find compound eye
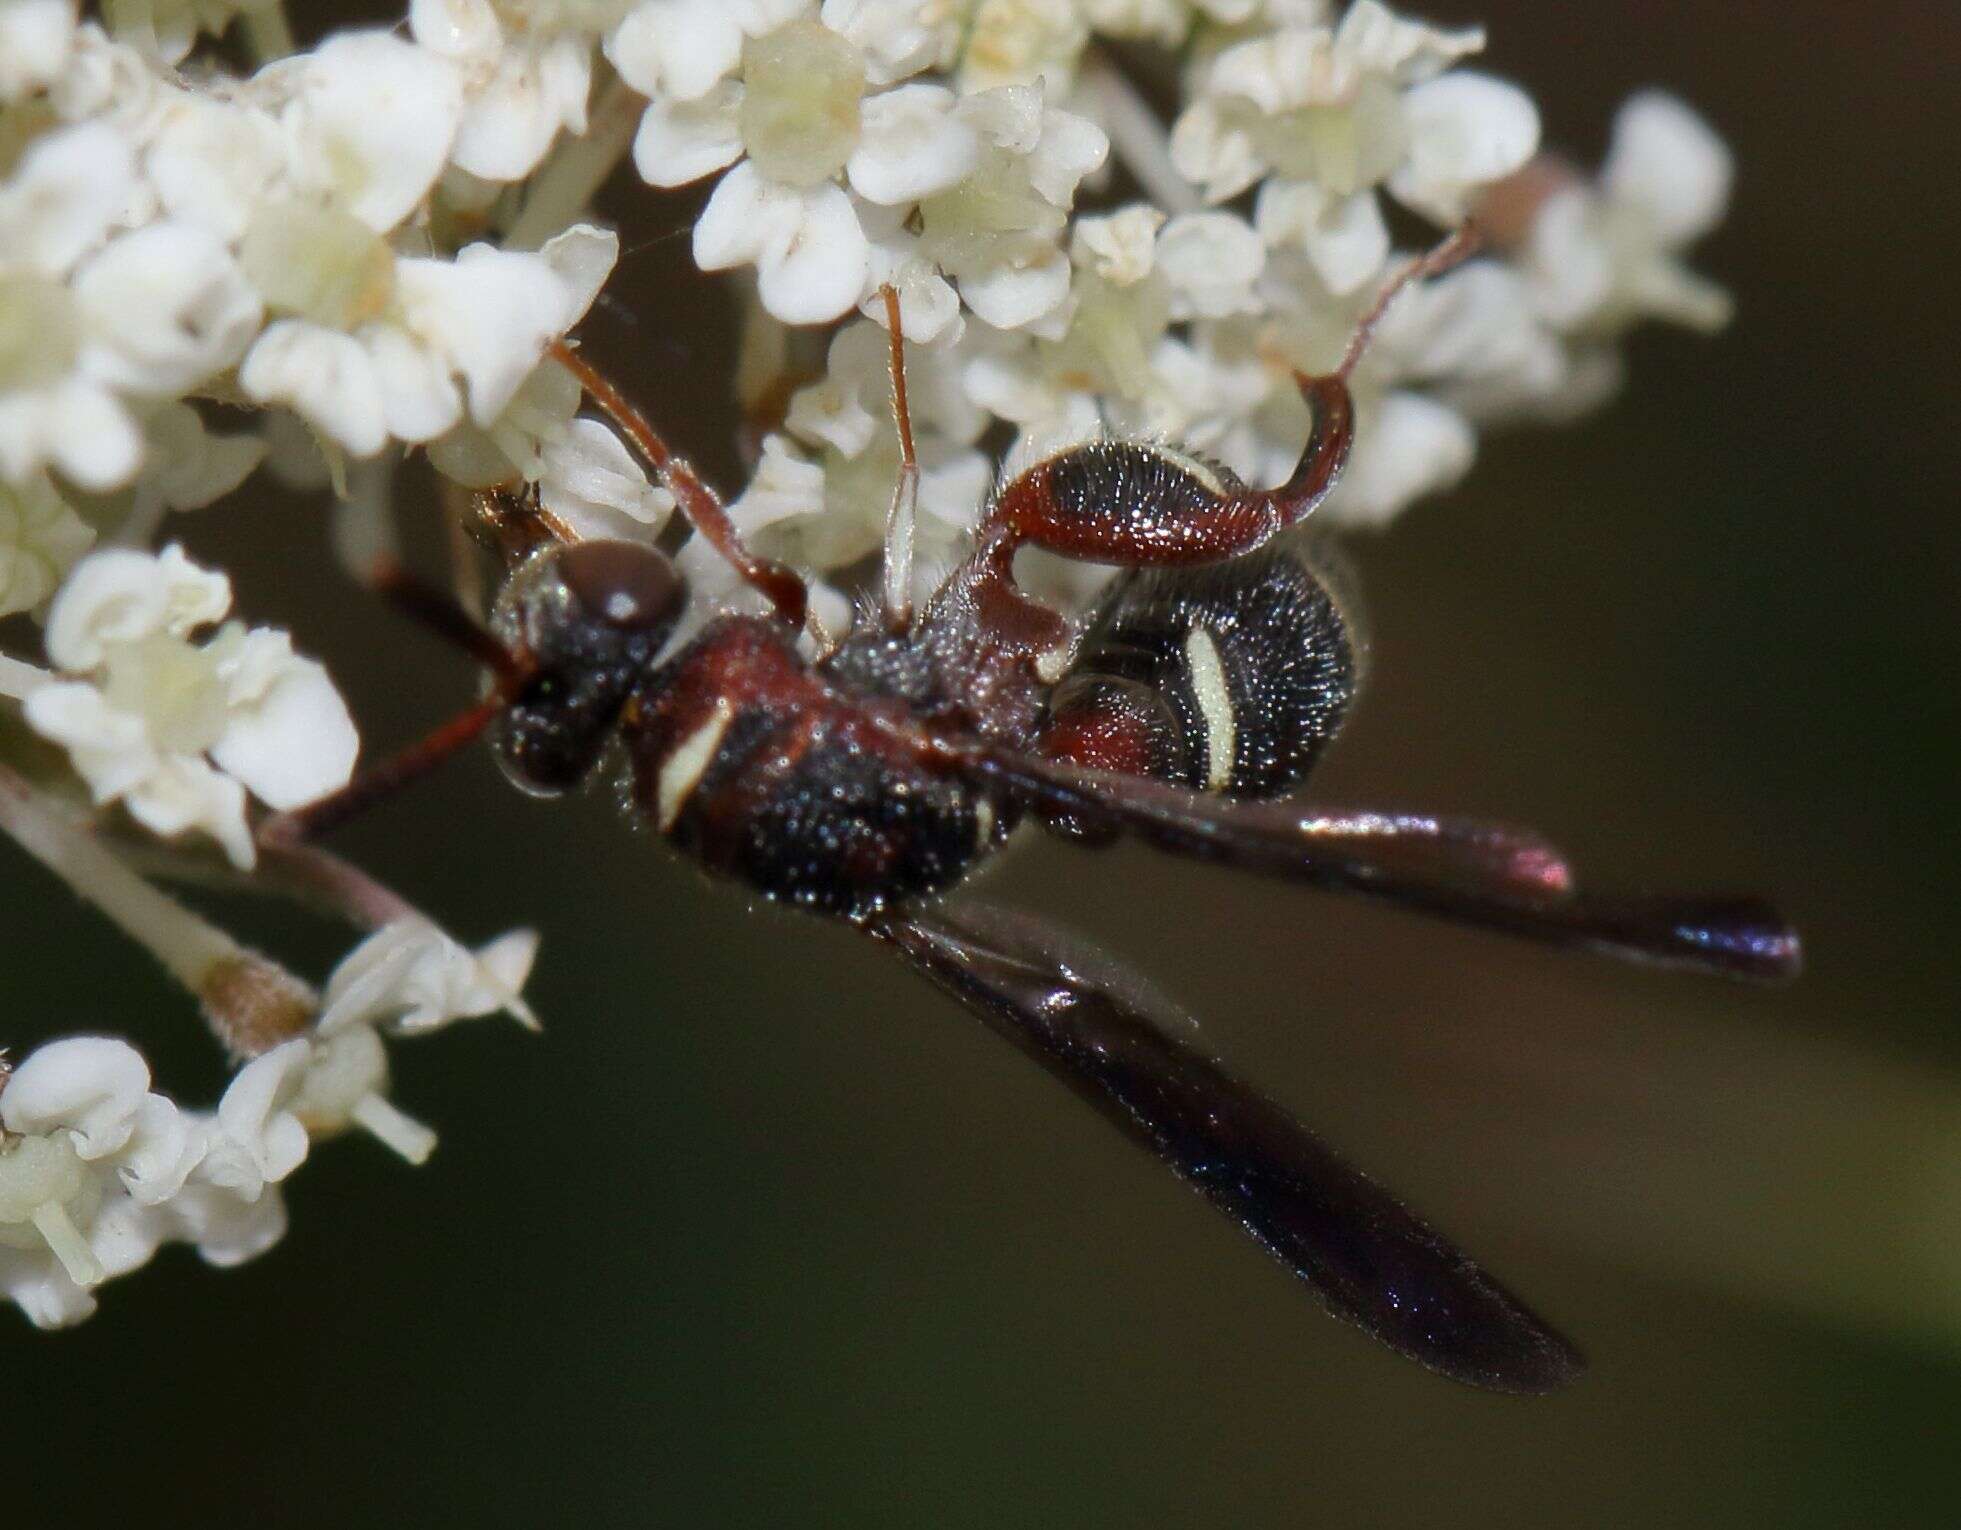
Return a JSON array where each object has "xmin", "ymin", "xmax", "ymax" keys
[{"xmin": 556, "ymin": 539, "xmax": 685, "ymax": 633}]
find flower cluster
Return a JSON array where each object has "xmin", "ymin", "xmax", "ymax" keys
[
  {"xmin": 0, "ymin": 917, "xmax": 536, "ymax": 1327},
  {"xmin": 0, "ymin": 0, "xmax": 1736, "ymax": 1324}
]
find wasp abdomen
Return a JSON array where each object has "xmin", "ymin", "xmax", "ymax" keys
[
  {"xmin": 626, "ymin": 617, "xmax": 1008, "ymax": 918},
  {"xmin": 1042, "ymin": 543, "xmax": 1362, "ymax": 800}
]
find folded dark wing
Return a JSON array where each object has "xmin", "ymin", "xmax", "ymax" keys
[{"xmin": 875, "ymin": 901, "xmax": 1585, "ymax": 1394}]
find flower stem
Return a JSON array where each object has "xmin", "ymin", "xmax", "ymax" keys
[
  {"xmin": 31, "ymin": 1201, "xmax": 103, "ymax": 1288},
  {"xmin": 0, "ymin": 762, "xmax": 314, "ymax": 1058},
  {"xmin": 505, "ymin": 69, "xmax": 643, "ymax": 252},
  {"xmin": 1080, "ymin": 52, "xmax": 1200, "ymax": 216},
  {"xmin": 0, "ymin": 653, "xmax": 49, "ymax": 702},
  {"xmin": 240, "ymin": 0, "xmax": 296, "ymax": 64}
]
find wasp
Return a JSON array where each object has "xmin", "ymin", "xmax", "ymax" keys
[{"xmin": 275, "ymin": 229, "xmax": 1799, "ymax": 1394}]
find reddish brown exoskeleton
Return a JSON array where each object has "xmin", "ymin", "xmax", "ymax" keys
[{"xmin": 273, "ymin": 230, "xmax": 1799, "ymax": 1394}]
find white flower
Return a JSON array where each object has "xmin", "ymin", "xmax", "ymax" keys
[
  {"xmin": 1, "ymin": 1037, "xmax": 152, "ymax": 1160},
  {"xmin": 606, "ymin": 0, "xmax": 806, "ymax": 105},
  {"xmin": 755, "ymin": 317, "xmax": 990, "ymax": 595},
  {"xmin": 0, "ymin": 1035, "xmax": 209, "ymax": 1327},
  {"xmin": 914, "ymin": 88, "xmax": 1108, "ymax": 332},
  {"xmin": 411, "ymin": 0, "xmax": 593, "ymax": 182},
  {"xmin": 0, "ymin": 121, "xmax": 146, "ymax": 491},
  {"xmin": 0, "ymin": 474, "xmax": 95, "ymax": 618},
  {"xmin": 1519, "ymin": 91, "xmax": 1735, "ymax": 337},
  {"xmin": 0, "ymin": 119, "xmax": 134, "ymax": 280},
  {"xmin": 73, "ymin": 221, "xmax": 263, "ymax": 396},
  {"xmin": 0, "ymin": 0, "xmax": 76, "ymax": 102},
  {"xmin": 292, "ymin": 1025, "xmax": 438, "ymax": 1166},
  {"xmin": 956, "ymin": 0, "xmax": 1089, "ymax": 93},
  {"xmin": 536, "ymin": 419, "xmax": 678, "ymax": 542},
  {"xmin": 695, "ymin": 162, "xmax": 874, "ymax": 325},
  {"xmin": 1255, "ymin": 178, "xmax": 1389, "ymax": 296},
  {"xmin": 318, "ymin": 918, "xmax": 541, "ymax": 1037},
  {"xmin": 23, "ymin": 545, "xmax": 359, "ymax": 868},
  {"xmin": 820, "ymin": 0, "xmax": 959, "ymax": 86},
  {"xmin": 241, "ymin": 225, "xmax": 619, "ymax": 456},
  {"xmin": 1156, "ymin": 211, "xmax": 1266, "ymax": 319},
  {"xmin": 278, "ymin": 31, "xmax": 466, "ymax": 234},
  {"xmin": 130, "ymin": 402, "xmax": 268, "ymax": 515},
  {"xmin": 1173, "ymin": 2, "xmax": 1535, "ymax": 298},
  {"xmin": 1070, "ymin": 206, "xmax": 1166, "ymax": 286},
  {"xmin": 1387, "ymin": 71, "xmax": 1540, "ymax": 224},
  {"xmin": 196, "ymin": 1040, "xmax": 310, "ymax": 1200},
  {"xmin": 146, "ymin": 96, "xmax": 294, "ymax": 245}
]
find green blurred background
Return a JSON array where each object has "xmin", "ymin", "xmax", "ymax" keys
[{"xmin": 7, "ymin": 2, "xmax": 1959, "ymax": 1525}]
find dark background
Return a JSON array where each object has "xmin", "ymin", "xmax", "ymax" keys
[{"xmin": 7, "ymin": 2, "xmax": 1958, "ymax": 1525}]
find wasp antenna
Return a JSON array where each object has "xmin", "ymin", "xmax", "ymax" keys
[
  {"xmin": 547, "ymin": 338, "xmax": 809, "ymax": 631},
  {"xmin": 1336, "ymin": 222, "xmax": 1484, "ymax": 382},
  {"xmin": 878, "ymin": 284, "xmax": 920, "ymax": 633}
]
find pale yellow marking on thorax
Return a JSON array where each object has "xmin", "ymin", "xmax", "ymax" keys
[
  {"xmin": 1183, "ymin": 625, "xmax": 1236, "ymax": 791},
  {"xmin": 656, "ymin": 698, "xmax": 736, "ymax": 830}
]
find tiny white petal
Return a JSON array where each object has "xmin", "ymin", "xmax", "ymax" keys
[
  {"xmin": 847, "ymin": 84, "xmax": 979, "ymax": 205},
  {"xmin": 241, "ymin": 321, "xmax": 390, "ymax": 458},
  {"xmin": 538, "ymin": 418, "xmax": 676, "ymax": 540},
  {"xmin": 122, "ymin": 754, "xmax": 256, "ymax": 869},
  {"xmin": 147, "ymin": 99, "xmax": 292, "ymax": 244},
  {"xmin": 821, "ymin": 0, "xmax": 956, "ymax": 85},
  {"xmin": 452, "ymin": 37, "xmax": 593, "ymax": 182},
  {"xmin": 319, "ymin": 918, "xmax": 542, "ymax": 1036},
  {"xmin": 1388, "ymin": 71, "xmax": 1540, "ymax": 224},
  {"xmin": 606, "ymin": 0, "xmax": 745, "ymax": 102},
  {"xmin": 538, "ymin": 224, "xmax": 621, "ymax": 335},
  {"xmin": 1168, "ymin": 98, "xmax": 1262, "ymax": 205},
  {"xmin": 631, "ymin": 80, "xmax": 745, "ymax": 188},
  {"xmin": 0, "ymin": 120, "xmax": 133, "ymax": 278},
  {"xmin": 0, "ymin": 0, "xmax": 76, "ymax": 102},
  {"xmin": 395, "ymin": 244, "xmax": 581, "ymax": 425},
  {"xmin": 204, "ymin": 1041, "xmax": 311, "ymax": 1196},
  {"xmin": 362, "ymin": 323, "xmax": 465, "ymax": 444},
  {"xmin": 409, "ymin": 0, "xmax": 502, "ymax": 59},
  {"xmin": 1603, "ymin": 90, "xmax": 1733, "ymax": 248},
  {"xmin": 1254, "ymin": 181, "xmax": 1388, "ymax": 296},
  {"xmin": 0, "ymin": 474, "xmax": 94, "ymax": 618},
  {"xmin": 0, "ymin": 1037, "xmax": 150, "ymax": 1159},
  {"xmin": 1025, "ymin": 106, "xmax": 1109, "ymax": 207},
  {"xmin": 0, "ymin": 378, "xmax": 143, "ymax": 494},
  {"xmin": 41, "ymin": 543, "xmax": 231, "ymax": 670},
  {"xmin": 1332, "ymin": 0, "xmax": 1484, "ymax": 85},
  {"xmin": 168, "ymin": 1180, "xmax": 288, "ymax": 1267},
  {"xmin": 1156, "ymin": 211, "xmax": 1265, "ymax": 318},
  {"xmin": 957, "ymin": 83, "xmax": 1045, "ymax": 153},
  {"xmin": 726, "ymin": 433, "xmax": 825, "ymax": 532},
  {"xmin": 209, "ymin": 651, "xmax": 359, "ymax": 810},
  {"xmin": 138, "ymin": 404, "xmax": 268, "ymax": 512},
  {"xmin": 285, "ymin": 32, "xmax": 465, "ymax": 233},
  {"xmin": 957, "ymin": 242, "xmax": 1071, "ymax": 330},
  {"xmin": 1071, "ymin": 206, "xmax": 1165, "ymax": 285},
  {"xmin": 74, "ymin": 222, "xmax": 264, "ymax": 396},
  {"xmin": 117, "ymin": 1096, "xmax": 207, "ymax": 1205},
  {"xmin": 695, "ymin": 165, "xmax": 871, "ymax": 325},
  {"xmin": 21, "ymin": 682, "xmax": 158, "ymax": 803}
]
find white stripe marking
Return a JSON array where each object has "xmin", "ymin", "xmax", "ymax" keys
[
  {"xmin": 656, "ymin": 698, "xmax": 736, "ymax": 830},
  {"xmin": 1183, "ymin": 625, "xmax": 1236, "ymax": 791}
]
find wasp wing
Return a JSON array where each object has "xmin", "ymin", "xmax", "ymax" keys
[
  {"xmin": 875, "ymin": 901, "xmax": 1585, "ymax": 1394},
  {"xmin": 970, "ymin": 750, "xmax": 1799, "ymax": 982}
]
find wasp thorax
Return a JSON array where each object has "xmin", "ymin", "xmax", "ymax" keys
[{"xmin": 490, "ymin": 540, "xmax": 686, "ymax": 796}]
